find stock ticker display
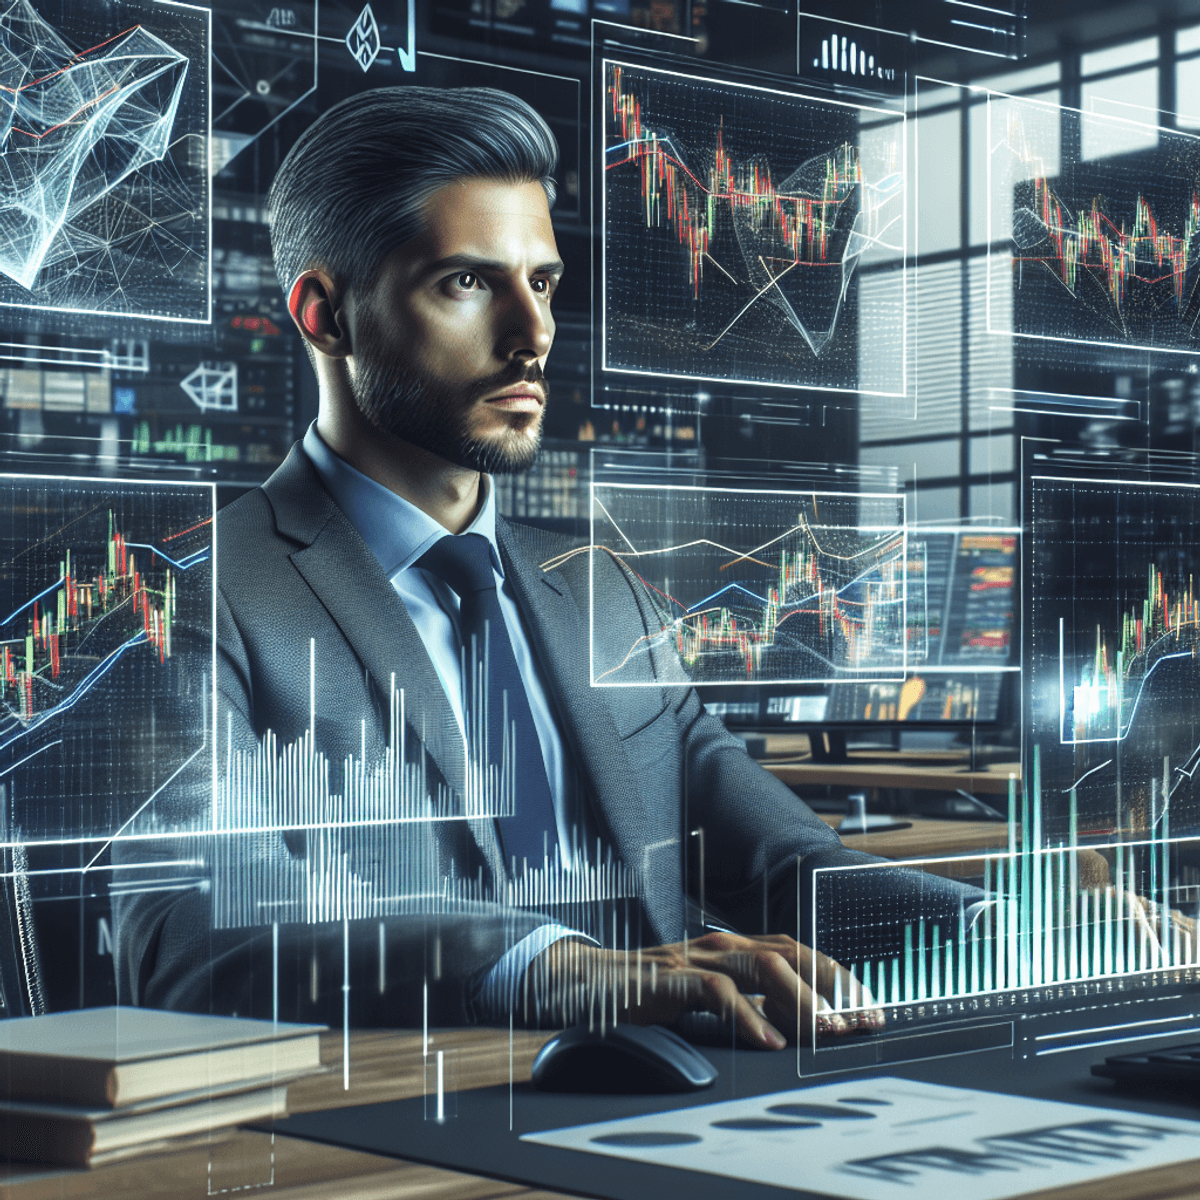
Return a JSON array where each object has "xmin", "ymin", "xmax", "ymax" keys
[{"xmin": 989, "ymin": 92, "xmax": 1200, "ymax": 356}]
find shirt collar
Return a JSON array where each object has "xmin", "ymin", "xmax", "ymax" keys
[{"xmin": 301, "ymin": 421, "xmax": 503, "ymax": 580}]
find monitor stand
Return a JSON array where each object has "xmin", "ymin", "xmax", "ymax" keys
[{"xmin": 806, "ymin": 729, "xmax": 848, "ymax": 763}]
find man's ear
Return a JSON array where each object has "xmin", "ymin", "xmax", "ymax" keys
[{"xmin": 287, "ymin": 270, "xmax": 350, "ymax": 358}]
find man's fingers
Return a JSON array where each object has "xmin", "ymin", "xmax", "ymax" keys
[
  {"xmin": 794, "ymin": 942, "xmax": 861, "ymax": 1005},
  {"xmin": 683, "ymin": 933, "xmax": 883, "ymax": 1034},
  {"xmin": 692, "ymin": 970, "xmax": 786, "ymax": 1049}
]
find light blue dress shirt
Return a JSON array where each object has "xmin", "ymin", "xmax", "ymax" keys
[{"xmin": 300, "ymin": 423, "xmax": 592, "ymax": 1015}]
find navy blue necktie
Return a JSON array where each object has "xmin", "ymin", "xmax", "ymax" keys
[{"xmin": 417, "ymin": 533, "xmax": 556, "ymax": 871}]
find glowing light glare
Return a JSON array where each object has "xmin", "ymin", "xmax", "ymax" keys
[
  {"xmin": 0, "ymin": 0, "xmax": 188, "ymax": 292},
  {"xmin": 1073, "ymin": 681, "xmax": 1104, "ymax": 728}
]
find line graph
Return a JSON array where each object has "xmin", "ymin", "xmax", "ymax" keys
[
  {"xmin": 579, "ymin": 485, "xmax": 908, "ymax": 686},
  {"xmin": 0, "ymin": 511, "xmax": 208, "ymax": 724},
  {"xmin": 1022, "ymin": 182, "xmax": 1200, "ymax": 317},
  {"xmin": 989, "ymin": 92, "xmax": 1200, "ymax": 354},
  {"xmin": 602, "ymin": 60, "xmax": 905, "ymax": 394}
]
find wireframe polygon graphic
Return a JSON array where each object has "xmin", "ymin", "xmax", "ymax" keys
[
  {"xmin": 345, "ymin": 3, "xmax": 381, "ymax": 72},
  {"xmin": 989, "ymin": 93, "xmax": 1200, "ymax": 355},
  {"xmin": 180, "ymin": 362, "xmax": 237, "ymax": 412},
  {"xmin": 1027, "ymin": 474, "xmax": 1200, "ymax": 840},
  {"xmin": 0, "ymin": 476, "xmax": 213, "ymax": 846},
  {"xmin": 602, "ymin": 60, "xmax": 905, "ymax": 395},
  {"xmin": 0, "ymin": 0, "xmax": 210, "ymax": 322},
  {"xmin": 576, "ymin": 485, "xmax": 907, "ymax": 686}
]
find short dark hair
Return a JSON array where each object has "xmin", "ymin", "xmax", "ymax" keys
[{"xmin": 267, "ymin": 86, "xmax": 559, "ymax": 299}]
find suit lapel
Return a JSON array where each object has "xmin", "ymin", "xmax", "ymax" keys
[
  {"xmin": 262, "ymin": 447, "xmax": 467, "ymax": 802},
  {"xmin": 497, "ymin": 521, "xmax": 680, "ymax": 941}
]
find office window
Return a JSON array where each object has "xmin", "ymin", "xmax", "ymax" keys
[{"xmin": 1081, "ymin": 68, "xmax": 1159, "ymax": 158}]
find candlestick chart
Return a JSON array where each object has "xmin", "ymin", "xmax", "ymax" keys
[
  {"xmin": 578, "ymin": 485, "xmax": 909, "ymax": 686},
  {"xmin": 1027, "ymin": 474, "xmax": 1200, "ymax": 842},
  {"xmin": 989, "ymin": 93, "xmax": 1200, "ymax": 353},
  {"xmin": 603, "ymin": 60, "xmax": 905, "ymax": 394},
  {"xmin": 0, "ymin": 477, "xmax": 213, "ymax": 843},
  {"xmin": 1068, "ymin": 566, "xmax": 1200, "ymax": 745}
]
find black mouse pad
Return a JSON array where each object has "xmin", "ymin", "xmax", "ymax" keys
[
  {"xmin": 278, "ymin": 1044, "xmax": 811, "ymax": 1200},
  {"xmin": 273, "ymin": 1037, "xmax": 1200, "ymax": 1200}
]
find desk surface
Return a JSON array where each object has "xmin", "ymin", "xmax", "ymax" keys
[
  {"xmin": 751, "ymin": 733, "xmax": 1021, "ymax": 796},
  {"xmin": 0, "ymin": 1028, "xmax": 562, "ymax": 1200},
  {"xmin": 764, "ymin": 756, "xmax": 1021, "ymax": 795},
  {"xmin": 10, "ymin": 1026, "xmax": 1197, "ymax": 1200}
]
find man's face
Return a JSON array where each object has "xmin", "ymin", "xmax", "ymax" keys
[{"xmin": 347, "ymin": 176, "xmax": 563, "ymax": 475}]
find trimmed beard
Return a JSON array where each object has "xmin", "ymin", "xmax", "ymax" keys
[{"xmin": 349, "ymin": 337, "xmax": 547, "ymax": 476}]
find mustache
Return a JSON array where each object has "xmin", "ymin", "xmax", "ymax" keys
[{"xmin": 466, "ymin": 361, "xmax": 548, "ymax": 404}]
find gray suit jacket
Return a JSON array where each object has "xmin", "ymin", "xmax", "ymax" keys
[{"xmin": 113, "ymin": 445, "xmax": 975, "ymax": 1026}]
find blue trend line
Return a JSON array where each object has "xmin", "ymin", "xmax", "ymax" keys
[
  {"xmin": 686, "ymin": 582, "xmax": 769, "ymax": 612},
  {"xmin": 1111, "ymin": 649, "xmax": 1196, "ymax": 742},
  {"xmin": 0, "ymin": 542, "xmax": 208, "ymax": 630},
  {"xmin": 0, "ymin": 632, "xmax": 149, "ymax": 756},
  {"xmin": 124, "ymin": 544, "xmax": 210, "ymax": 571},
  {"xmin": 0, "ymin": 577, "xmax": 65, "ymax": 628}
]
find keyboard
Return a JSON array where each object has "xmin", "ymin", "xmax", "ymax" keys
[{"xmin": 1092, "ymin": 1043, "xmax": 1200, "ymax": 1088}]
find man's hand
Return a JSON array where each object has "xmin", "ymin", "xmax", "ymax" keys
[
  {"xmin": 525, "ymin": 931, "xmax": 883, "ymax": 1048},
  {"xmin": 1119, "ymin": 891, "xmax": 1199, "ymax": 963}
]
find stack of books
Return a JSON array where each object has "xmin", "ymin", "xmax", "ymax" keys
[{"xmin": 0, "ymin": 1007, "xmax": 324, "ymax": 1167}]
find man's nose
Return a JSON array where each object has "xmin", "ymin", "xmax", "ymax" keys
[{"xmin": 497, "ymin": 281, "xmax": 553, "ymax": 362}]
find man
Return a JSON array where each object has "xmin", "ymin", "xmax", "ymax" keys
[{"xmin": 114, "ymin": 87, "xmax": 975, "ymax": 1046}]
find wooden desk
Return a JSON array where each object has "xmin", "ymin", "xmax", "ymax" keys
[
  {"xmin": 765, "ymin": 756, "xmax": 1021, "ymax": 796},
  {"xmin": 813, "ymin": 815, "xmax": 1111, "ymax": 887},
  {"xmin": 0, "ymin": 1028, "xmax": 564, "ymax": 1200},
  {"xmin": 817, "ymin": 814, "xmax": 1011, "ymax": 878},
  {"xmin": 3, "ymin": 1027, "xmax": 1196, "ymax": 1200}
]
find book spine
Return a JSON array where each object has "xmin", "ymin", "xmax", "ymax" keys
[
  {"xmin": 1, "ymin": 1057, "xmax": 115, "ymax": 1107},
  {"xmin": 0, "ymin": 1112, "xmax": 93, "ymax": 1167}
]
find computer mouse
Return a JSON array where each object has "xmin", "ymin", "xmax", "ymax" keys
[{"xmin": 530, "ymin": 1023, "xmax": 718, "ymax": 1094}]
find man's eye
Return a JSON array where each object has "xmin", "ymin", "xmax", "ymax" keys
[
  {"xmin": 454, "ymin": 271, "xmax": 479, "ymax": 290},
  {"xmin": 532, "ymin": 277, "xmax": 551, "ymax": 295}
]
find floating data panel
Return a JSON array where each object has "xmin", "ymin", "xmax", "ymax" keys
[
  {"xmin": 1026, "ymin": 471, "xmax": 1200, "ymax": 840},
  {"xmin": 585, "ymin": 484, "xmax": 908, "ymax": 687},
  {"xmin": 0, "ymin": 475, "xmax": 214, "ymax": 846},
  {"xmin": 988, "ymin": 93, "xmax": 1200, "ymax": 357},
  {"xmin": 800, "ymin": 0, "xmax": 1024, "ymax": 61},
  {"xmin": 812, "ymin": 835, "xmax": 1200, "ymax": 1030},
  {"xmin": 0, "ymin": 0, "xmax": 211, "ymax": 322},
  {"xmin": 602, "ymin": 60, "xmax": 905, "ymax": 397}
]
